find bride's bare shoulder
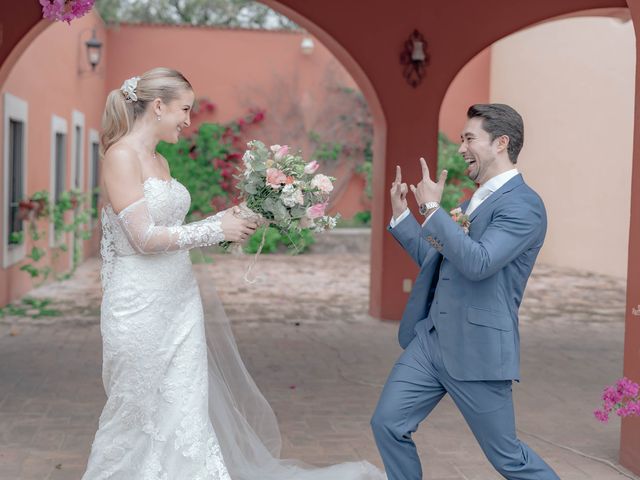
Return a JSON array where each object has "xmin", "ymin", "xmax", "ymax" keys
[{"xmin": 103, "ymin": 143, "xmax": 141, "ymax": 179}]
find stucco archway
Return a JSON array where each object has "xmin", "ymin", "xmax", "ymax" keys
[
  {"xmin": 437, "ymin": 7, "xmax": 639, "ymax": 471},
  {"xmin": 2, "ymin": 0, "xmax": 639, "ymax": 473}
]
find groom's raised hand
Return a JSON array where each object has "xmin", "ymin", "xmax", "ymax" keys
[
  {"xmin": 390, "ymin": 165, "xmax": 409, "ymax": 219},
  {"xmin": 410, "ymin": 157, "xmax": 447, "ymax": 207}
]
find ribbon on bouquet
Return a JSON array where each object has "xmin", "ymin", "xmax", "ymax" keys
[{"xmin": 230, "ymin": 203, "xmax": 268, "ymax": 284}]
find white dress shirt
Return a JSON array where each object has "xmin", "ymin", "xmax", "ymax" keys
[{"xmin": 389, "ymin": 168, "xmax": 519, "ymax": 228}]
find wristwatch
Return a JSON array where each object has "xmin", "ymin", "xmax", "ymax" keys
[{"xmin": 419, "ymin": 201, "xmax": 440, "ymax": 216}]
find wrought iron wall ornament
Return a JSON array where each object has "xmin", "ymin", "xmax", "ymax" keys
[{"xmin": 400, "ymin": 29, "xmax": 430, "ymax": 88}]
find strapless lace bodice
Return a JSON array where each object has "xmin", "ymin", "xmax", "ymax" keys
[
  {"xmin": 101, "ymin": 177, "xmax": 190, "ymax": 255},
  {"xmin": 99, "ymin": 177, "xmax": 224, "ymax": 290}
]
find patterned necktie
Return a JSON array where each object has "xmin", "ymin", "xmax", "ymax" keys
[{"xmin": 465, "ymin": 186, "xmax": 492, "ymax": 216}]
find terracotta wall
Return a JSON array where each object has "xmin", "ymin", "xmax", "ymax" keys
[
  {"xmin": 439, "ymin": 48, "xmax": 492, "ymax": 143},
  {"xmin": 490, "ymin": 15, "xmax": 635, "ymax": 278},
  {"xmin": 0, "ymin": 11, "xmax": 107, "ymax": 306}
]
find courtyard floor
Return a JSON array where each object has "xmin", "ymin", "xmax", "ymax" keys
[{"xmin": 0, "ymin": 250, "xmax": 636, "ymax": 479}]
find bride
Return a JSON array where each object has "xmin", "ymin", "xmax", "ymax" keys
[{"xmin": 82, "ymin": 67, "xmax": 385, "ymax": 480}]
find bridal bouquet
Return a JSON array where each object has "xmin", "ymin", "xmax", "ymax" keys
[
  {"xmin": 234, "ymin": 140, "xmax": 340, "ymax": 239},
  {"xmin": 227, "ymin": 141, "xmax": 340, "ymax": 281}
]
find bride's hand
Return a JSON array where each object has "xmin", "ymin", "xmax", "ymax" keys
[{"xmin": 220, "ymin": 209, "xmax": 258, "ymax": 242}]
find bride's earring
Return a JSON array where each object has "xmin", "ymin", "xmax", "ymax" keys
[{"xmin": 157, "ymin": 115, "xmax": 161, "ymax": 121}]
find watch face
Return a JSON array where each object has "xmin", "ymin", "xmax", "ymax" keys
[{"xmin": 420, "ymin": 202, "xmax": 438, "ymax": 215}]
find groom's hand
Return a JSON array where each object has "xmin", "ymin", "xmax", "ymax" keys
[
  {"xmin": 390, "ymin": 165, "xmax": 408, "ymax": 219},
  {"xmin": 410, "ymin": 157, "xmax": 447, "ymax": 206}
]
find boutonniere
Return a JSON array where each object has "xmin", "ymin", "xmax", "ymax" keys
[{"xmin": 450, "ymin": 207, "xmax": 470, "ymax": 234}]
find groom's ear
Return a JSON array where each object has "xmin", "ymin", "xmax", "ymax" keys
[{"xmin": 495, "ymin": 134, "xmax": 510, "ymax": 154}]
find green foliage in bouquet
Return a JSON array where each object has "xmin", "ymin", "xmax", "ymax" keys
[{"xmin": 438, "ymin": 132, "xmax": 477, "ymax": 212}]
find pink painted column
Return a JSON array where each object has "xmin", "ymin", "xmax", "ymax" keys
[{"xmin": 621, "ymin": 1, "xmax": 640, "ymax": 473}]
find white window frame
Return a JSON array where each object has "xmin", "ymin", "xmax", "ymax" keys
[
  {"xmin": 69, "ymin": 111, "xmax": 86, "ymax": 268},
  {"xmin": 50, "ymin": 115, "xmax": 68, "ymax": 248},
  {"xmin": 87, "ymin": 128, "xmax": 100, "ymax": 227},
  {"xmin": 2, "ymin": 93, "xmax": 28, "ymax": 268},
  {"xmin": 70, "ymin": 110, "xmax": 85, "ymax": 192}
]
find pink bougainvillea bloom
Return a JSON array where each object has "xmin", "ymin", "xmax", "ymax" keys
[
  {"xmin": 602, "ymin": 386, "xmax": 622, "ymax": 411},
  {"xmin": 41, "ymin": 0, "xmax": 95, "ymax": 23},
  {"xmin": 306, "ymin": 203, "xmax": 327, "ymax": 219},
  {"xmin": 596, "ymin": 377, "xmax": 640, "ymax": 423},
  {"xmin": 304, "ymin": 161, "xmax": 320, "ymax": 174},
  {"xmin": 625, "ymin": 400, "xmax": 640, "ymax": 416},
  {"xmin": 594, "ymin": 409, "xmax": 609, "ymax": 423},
  {"xmin": 266, "ymin": 168, "xmax": 288, "ymax": 189},
  {"xmin": 617, "ymin": 377, "xmax": 640, "ymax": 398}
]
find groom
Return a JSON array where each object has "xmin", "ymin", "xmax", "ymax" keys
[{"xmin": 370, "ymin": 104, "xmax": 560, "ymax": 480}]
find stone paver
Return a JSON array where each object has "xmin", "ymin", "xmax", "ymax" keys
[{"xmin": 0, "ymin": 251, "xmax": 637, "ymax": 480}]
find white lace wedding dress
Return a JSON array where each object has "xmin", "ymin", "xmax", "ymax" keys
[{"xmin": 82, "ymin": 176, "xmax": 385, "ymax": 480}]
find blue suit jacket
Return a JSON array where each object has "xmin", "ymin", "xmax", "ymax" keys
[{"xmin": 388, "ymin": 174, "xmax": 546, "ymax": 381}]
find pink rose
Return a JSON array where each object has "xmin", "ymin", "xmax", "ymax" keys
[
  {"xmin": 275, "ymin": 145, "xmax": 289, "ymax": 161},
  {"xmin": 304, "ymin": 161, "xmax": 320, "ymax": 174},
  {"xmin": 306, "ymin": 203, "xmax": 327, "ymax": 219},
  {"xmin": 266, "ymin": 168, "xmax": 288, "ymax": 189},
  {"xmin": 311, "ymin": 174, "xmax": 333, "ymax": 193}
]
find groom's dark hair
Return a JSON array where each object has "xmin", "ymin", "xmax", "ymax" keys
[{"xmin": 467, "ymin": 104, "xmax": 524, "ymax": 164}]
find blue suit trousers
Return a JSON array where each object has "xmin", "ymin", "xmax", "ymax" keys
[{"xmin": 371, "ymin": 323, "xmax": 560, "ymax": 480}]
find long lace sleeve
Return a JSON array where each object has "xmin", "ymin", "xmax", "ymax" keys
[{"xmin": 117, "ymin": 198, "xmax": 225, "ymax": 254}]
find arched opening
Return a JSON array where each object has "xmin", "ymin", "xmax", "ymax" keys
[
  {"xmin": 0, "ymin": 3, "xmax": 389, "ymax": 475},
  {"xmin": 437, "ymin": 7, "xmax": 638, "ymax": 473},
  {"xmin": 0, "ymin": 1, "xmax": 387, "ymax": 306}
]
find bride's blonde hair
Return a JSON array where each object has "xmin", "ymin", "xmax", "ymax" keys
[{"xmin": 100, "ymin": 67, "xmax": 193, "ymax": 156}]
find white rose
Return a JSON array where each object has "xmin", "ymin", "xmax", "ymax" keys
[
  {"xmin": 242, "ymin": 151, "xmax": 254, "ymax": 177},
  {"xmin": 281, "ymin": 184, "xmax": 304, "ymax": 207}
]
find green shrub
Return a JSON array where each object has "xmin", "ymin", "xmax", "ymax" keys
[
  {"xmin": 156, "ymin": 124, "xmax": 227, "ymax": 220},
  {"xmin": 244, "ymin": 226, "xmax": 315, "ymax": 254},
  {"xmin": 353, "ymin": 210, "xmax": 371, "ymax": 225}
]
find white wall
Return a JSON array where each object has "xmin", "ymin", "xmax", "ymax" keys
[{"xmin": 490, "ymin": 15, "xmax": 636, "ymax": 278}]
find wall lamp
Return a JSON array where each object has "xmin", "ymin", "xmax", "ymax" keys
[
  {"xmin": 78, "ymin": 28, "xmax": 103, "ymax": 75},
  {"xmin": 400, "ymin": 29, "xmax": 430, "ymax": 88}
]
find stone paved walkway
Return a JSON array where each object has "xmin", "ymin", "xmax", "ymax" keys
[{"xmin": 0, "ymin": 252, "xmax": 637, "ymax": 480}]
